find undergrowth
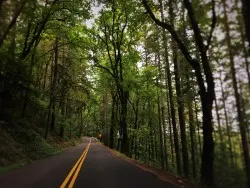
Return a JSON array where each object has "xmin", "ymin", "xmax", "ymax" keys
[{"xmin": 0, "ymin": 120, "xmax": 81, "ymax": 173}]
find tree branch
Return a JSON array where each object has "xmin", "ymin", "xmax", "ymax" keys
[
  {"xmin": 142, "ymin": 0, "xmax": 196, "ymax": 68},
  {"xmin": 205, "ymin": 0, "xmax": 216, "ymax": 52},
  {"xmin": 93, "ymin": 56, "xmax": 115, "ymax": 77},
  {"xmin": 0, "ymin": 1, "xmax": 26, "ymax": 46}
]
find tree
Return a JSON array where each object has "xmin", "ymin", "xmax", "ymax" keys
[{"xmin": 142, "ymin": 0, "xmax": 216, "ymax": 185}]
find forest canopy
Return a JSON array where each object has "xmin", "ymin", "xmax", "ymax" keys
[{"xmin": 0, "ymin": 0, "xmax": 250, "ymax": 187}]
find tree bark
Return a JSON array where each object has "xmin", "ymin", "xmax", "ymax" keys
[
  {"xmin": 173, "ymin": 45, "xmax": 189, "ymax": 178},
  {"xmin": 0, "ymin": 1, "xmax": 26, "ymax": 46},
  {"xmin": 186, "ymin": 70, "xmax": 197, "ymax": 178},
  {"xmin": 120, "ymin": 90, "xmax": 129, "ymax": 154},
  {"xmin": 162, "ymin": 107, "xmax": 168, "ymax": 170},
  {"xmin": 219, "ymin": 70, "xmax": 234, "ymax": 164},
  {"xmin": 158, "ymin": 0, "xmax": 181, "ymax": 174},
  {"xmin": 241, "ymin": 0, "xmax": 250, "ymax": 50},
  {"xmin": 109, "ymin": 92, "xmax": 116, "ymax": 149},
  {"xmin": 214, "ymin": 93, "xmax": 224, "ymax": 152}
]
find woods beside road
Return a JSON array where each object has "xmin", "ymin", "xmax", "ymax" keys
[{"xmin": 0, "ymin": 0, "xmax": 250, "ymax": 187}]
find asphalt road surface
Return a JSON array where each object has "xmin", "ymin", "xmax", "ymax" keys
[{"xmin": 0, "ymin": 137, "xmax": 176, "ymax": 188}]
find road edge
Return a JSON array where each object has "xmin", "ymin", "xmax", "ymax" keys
[{"xmin": 99, "ymin": 142, "xmax": 199, "ymax": 188}]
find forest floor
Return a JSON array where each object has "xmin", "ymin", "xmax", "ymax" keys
[{"xmin": 0, "ymin": 120, "xmax": 82, "ymax": 173}]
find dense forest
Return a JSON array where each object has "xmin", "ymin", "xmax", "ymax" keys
[{"xmin": 0, "ymin": 0, "xmax": 249, "ymax": 187}]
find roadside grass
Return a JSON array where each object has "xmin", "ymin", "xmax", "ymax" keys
[
  {"xmin": 0, "ymin": 163, "xmax": 24, "ymax": 173},
  {"xmin": 0, "ymin": 120, "xmax": 81, "ymax": 173}
]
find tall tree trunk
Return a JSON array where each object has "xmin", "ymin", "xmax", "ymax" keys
[
  {"xmin": 168, "ymin": 0, "xmax": 189, "ymax": 175},
  {"xmin": 241, "ymin": 0, "xmax": 250, "ymax": 49},
  {"xmin": 43, "ymin": 60, "xmax": 50, "ymax": 91},
  {"xmin": 219, "ymin": 70, "xmax": 234, "ymax": 164},
  {"xmin": 120, "ymin": 90, "xmax": 129, "ymax": 154},
  {"xmin": 157, "ymin": 54, "xmax": 164, "ymax": 169},
  {"xmin": 162, "ymin": 107, "xmax": 168, "ymax": 170},
  {"xmin": 235, "ymin": 0, "xmax": 250, "ymax": 90},
  {"xmin": 238, "ymin": 12, "xmax": 250, "ymax": 89},
  {"xmin": 149, "ymin": 100, "xmax": 155, "ymax": 164},
  {"xmin": 109, "ymin": 92, "xmax": 116, "ymax": 149},
  {"xmin": 186, "ymin": 70, "xmax": 197, "ymax": 179},
  {"xmin": 223, "ymin": 1, "xmax": 250, "ymax": 185},
  {"xmin": 167, "ymin": 89, "xmax": 174, "ymax": 166},
  {"xmin": 0, "ymin": 1, "xmax": 26, "ymax": 46},
  {"xmin": 45, "ymin": 37, "xmax": 59, "ymax": 137},
  {"xmin": 158, "ymin": 0, "xmax": 181, "ymax": 175},
  {"xmin": 50, "ymin": 37, "xmax": 59, "ymax": 132},
  {"xmin": 173, "ymin": 49, "xmax": 189, "ymax": 177},
  {"xmin": 214, "ymin": 93, "xmax": 224, "ymax": 152},
  {"xmin": 194, "ymin": 93, "xmax": 202, "ymax": 159},
  {"xmin": 130, "ymin": 97, "xmax": 139, "ymax": 158},
  {"xmin": 59, "ymin": 91, "xmax": 66, "ymax": 138},
  {"xmin": 157, "ymin": 94, "xmax": 164, "ymax": 169}
]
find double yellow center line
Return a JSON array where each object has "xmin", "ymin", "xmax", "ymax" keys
[{"xmin": 60, "ymin": 140, "xmax": 91, "ymax": 188}]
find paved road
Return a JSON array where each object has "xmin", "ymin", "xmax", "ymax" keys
[{"xmin": 0, "ymin": 138, "xmax": 176, "ymax": 188}]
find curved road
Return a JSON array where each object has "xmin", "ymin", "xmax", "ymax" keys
[{"xmin": 0, "ymin": 138, "xmax": 176, "ymax": 188}]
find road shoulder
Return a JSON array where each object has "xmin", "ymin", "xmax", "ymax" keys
[{"xmin": 101, "ymin": 143, "xmax": 199, "ymax": 188}]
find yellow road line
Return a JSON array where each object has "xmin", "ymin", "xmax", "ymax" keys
[
  {"xmin": 60, "ymin": 140, "xmax": 91, "ymax": 188},
  {"xmin": 68, "ymin": 141, "xmax": 91, "ymax": 187}
]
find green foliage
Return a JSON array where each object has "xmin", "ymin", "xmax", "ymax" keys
[{"xmin": 0, "ymin": 0, "xmax": 250, "ymax": 187}]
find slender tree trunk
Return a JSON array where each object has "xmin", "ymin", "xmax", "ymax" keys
[
  {"xmin": 167, "ymin": 90, "xmax": 174, "ymax": 166},
  {"xmin": 167, "ymin": 0, "xmax": 189, "ymax": 176},
  {"xmin": 238, "ymin": 13, "xmax": 250, "ymax": 89},
  {"xmin": 241, "ymin": 0, "xmax": 250, "ymax": 49},
  {"xmin": 194, "ymin": 96, "xmax": 202, "ymax": 159},
  {"xmin": 186, "ymin": 70, "xmax": 197, "ymax": 179},
  {"xmin": 156, "ymin": 54, "xmax": 164, "ymax": 169},
  {"xmin": 0, "ymin": 1, "xmax": 26, "ymax": 46},
  {"xmin": 153, "ymin": 115, "xmax": 158, "ymax": 166},
  {"xmin": 50, "ymin": 37, "xmax": 59, "ymax": 132},
  {"xmin": 214, "ymin": 93, "xmax": 224, "ymax": 152},
  {"xmin": 45, "ymin": 100, "xmax": 52, "ymax": 138},
  {"xmin": 239, "ymin": 84, "xmax": 249, "ymax": 145},
  {"xmin": 157, "ymin": 94, "xmax": 164, "ymax": 169},
  {"xmin": 149, "ymin": 101, "xmax": 155, "ymax": 164},
  {"xmin": 43, "ymin": 61, "xmax": 49, "ymax": 90},
  {"xmin": 173, "ymin": 50, "xmax": 189, "ymax": 177},
  {"xmin": 164, "ymin": 48, "xmax": 181, "ymax": 175},
  {"xmin": 59, "ymin": 92, "xmax": 65, "ymax": 138},
  {"xmin": 120, "ymin": 90, "xmax": 129, "ymax": 154},
  {"xmin": 159, "ymin": 0, "xmax": 181, "ymax": 174},
  {"xmin": 223, "ymin": 1, "xmax": 250, "ymax": 185},
  {"xmin": 130, "ymin": 97, "xmax": 139, "ymax": 158},
  {"xmin": 45, "ymin": 37, "xmax": 59, "ymax": 137},
  {"xmin": 162, "ymin": 107, "xmax": 168, "ymax": 170},
  {"xmin": 109, "ymin": 92, "xmax": 116, "ymax": 149},
  {"xmin": 219, "ymin": 70, "xmax": 234, "ymax": 164}
]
